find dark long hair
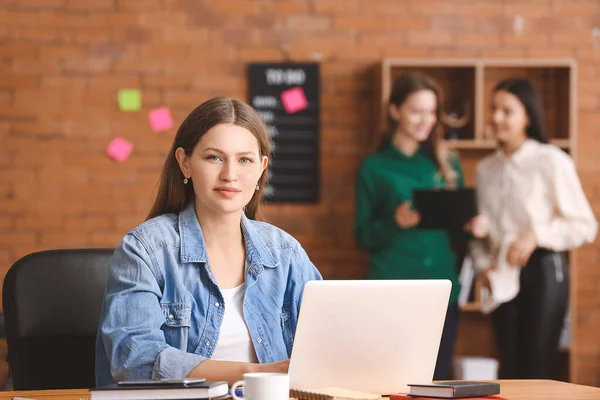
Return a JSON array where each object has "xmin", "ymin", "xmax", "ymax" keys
[
  {"xmin": 493, "ymin": 78, "xmax": 549, "ymax": 144},
  {"xmin": 147, "ymin": 97, "xmax": 270, "ymax": 221},
  {"xmin": 379, "ymin": 72, "xmax": 456, "ymax": 186}
]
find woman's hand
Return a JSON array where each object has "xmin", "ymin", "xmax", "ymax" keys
[
  {"xmin": 480, "ymin": 265, "xmax": 496, "ymax": 294},
  {"xmin": 250, "ymin": 359, "xmax": 290, "ymax": 374},
  {"xmin": 464, "ymin": 215, "xmax": 488, "ymax": 238},
  {"xmin": 394, "ymin": 202, "xmax": 421, "ymax": 228},
  {"xmin": 187, "ymin": 359, "xmax": 289, "ymax": 385},
  {"xmin": 507, "ymin": 229, "xmax": 537, "ymax": 267}
]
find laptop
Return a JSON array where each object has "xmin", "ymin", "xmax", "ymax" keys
[{"xmin": 288, "ymin": 280, "xmax": 451, "ymax": 395}]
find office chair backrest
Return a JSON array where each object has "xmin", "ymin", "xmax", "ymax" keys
[{"xmin": 2, "ymin": 248, "xmax": 113, "ymax": 390}]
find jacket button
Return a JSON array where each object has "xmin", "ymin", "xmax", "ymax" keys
[
  {"xmin": 206, "ymin": 341, "xmax": 211, "ymax": 347},
  {"xmin": 168, "ymin": 314, "xmax": 174, "ymax": 320},
  {"xmin": 256, "ymin": 337, "xmax": 262, "ymax": 343}
]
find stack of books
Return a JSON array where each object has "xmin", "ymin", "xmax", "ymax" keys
[{"xmin": 90, "ymin": 380, "xmax": 229, "ymax": 400}]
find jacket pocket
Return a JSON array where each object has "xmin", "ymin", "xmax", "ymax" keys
[
  {"xmin": 281, "ymin": 303, "xmax": 293, "ymax": 357},
  {"xmin": 161, "ymin": 303, "xmax": 191, "ymax": 349}
]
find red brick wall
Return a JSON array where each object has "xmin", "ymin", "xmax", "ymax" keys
[{"xmin": 1, "ymin": 0, "xmax": 599, "ymax": 386}]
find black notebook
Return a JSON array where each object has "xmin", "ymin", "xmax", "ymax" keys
[
  {"xmin": 412, "ymin": 188, "xmax": 477, "ymax": 230},
  {"xmin": 408, "ymin": 381, "xmax": 500, "ymax": 398}
]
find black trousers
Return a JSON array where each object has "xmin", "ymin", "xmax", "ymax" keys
[
  {"xmin": 491, "ymin": 249, "xmax": 569, "ymax": 379},
  {"xmin": 433, "ymin": 303, "xmax": 459, "ymax": 380}
]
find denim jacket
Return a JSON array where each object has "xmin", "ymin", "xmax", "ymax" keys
[{"xmin": 95, "ymin": 203, "xmax": 322, "ymax": 387}]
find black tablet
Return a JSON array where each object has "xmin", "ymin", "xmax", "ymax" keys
[{"xmin": 412, "ymin": 188, "xmax": 477, "ymax": 230}]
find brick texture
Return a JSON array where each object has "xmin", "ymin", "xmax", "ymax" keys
[{"xmin": 1, "ymin": 0, "xmax": 600, "ymax": 386}]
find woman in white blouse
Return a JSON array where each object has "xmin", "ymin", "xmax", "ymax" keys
[{"xmin": 470, "ymin": 78, "xmax": 597, "ymax": 379}]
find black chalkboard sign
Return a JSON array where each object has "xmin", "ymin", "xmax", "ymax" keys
[{"xmin": 248, "ymin": 62, "xmax": 320, "ymax": 203}]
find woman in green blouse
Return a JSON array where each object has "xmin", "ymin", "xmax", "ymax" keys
[{"xmin": 354, "ymin": 73, "xmax": 485, "ymax": 380}]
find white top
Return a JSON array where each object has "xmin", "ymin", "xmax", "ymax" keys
[
  {"xmin": 470, "ymin": 139, "xmax": 597, "ymax": 313},
  {"xmin": 211, "ymin": 283, "xmax": 258, "ymax": 363}
]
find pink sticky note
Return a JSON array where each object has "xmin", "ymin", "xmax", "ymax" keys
[
  {"xmin": 148, "ymin": 106, "xmax": 174, "ymax": 133},
  {"xmin": 280, "ymin": 86, "xmax": 308, "ymax": 114},
  {"xmin": 105, "ymin": 137, "xmax": 133, "ymax": 163}
]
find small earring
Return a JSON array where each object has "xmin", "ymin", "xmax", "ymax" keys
[
  {"xmin": 255, "ymin": 184, "xmax": 259, "ymax": 191},
  {"xmin": 183, "ymin": 175, "xmax": 189, "ymax": 184}
]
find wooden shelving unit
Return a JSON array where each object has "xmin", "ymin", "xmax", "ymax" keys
[
  {"xmin": 379, "ymin": 58, "xmax": 576, "ymax": 155},
  {"xmin": 379, "ymin": 58, "xmax": 578, "ymax": 382},
  {"xmin": 446, "ymin": 138, "xmax": 572, "ymax": 151}
]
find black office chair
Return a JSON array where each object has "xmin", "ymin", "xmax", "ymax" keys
[{"xmin": 2, "ymin": 248, "xmax": 113, "ymax": 390}]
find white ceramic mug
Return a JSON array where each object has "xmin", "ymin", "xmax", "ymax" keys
[{"xmin": 230, "ymin": 372, "xmax": 290, "ymax": 400}]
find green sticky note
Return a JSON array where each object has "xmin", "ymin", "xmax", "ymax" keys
[{"xmin": 118, "ymin": 89, "xmax": 141, "ymax": 111}]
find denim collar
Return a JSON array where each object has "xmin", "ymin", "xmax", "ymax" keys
[{"xmin": 178, "ymin": 203, "xmax": 278, "ymax": 268}]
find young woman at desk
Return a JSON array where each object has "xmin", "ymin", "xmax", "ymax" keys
[
  {"xmin": 354, "ymin": 73, "xmax": 486, "ymax": 380},
  {"xmin": 470, "ymin": 78, "xmax": 597, "ymax": 379},
  {"xmin": 95, "ymin": 97, "xmax": 322, "ymax": 386}
]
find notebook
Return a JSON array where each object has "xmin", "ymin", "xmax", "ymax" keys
[
  {"xmin": 90, "ymin": 380, "xmax": 229, "ymax": 399},
  {"xmin": 412, "ymin": 188, "xmax": 477, "ymax": 230},
  {"xmin": 290, "ymin": 387, "xmax": 381, "ymax": 400},
  {"xmin": 390, "ymin": 395, "xmax": 507, "ymax": 400},
  {"xmin": 407, "ymin": 381, "xmax": 501, "ymax": 398}
]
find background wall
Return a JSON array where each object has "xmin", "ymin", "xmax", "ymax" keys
[{"xmin": 1, "ymin": 0, "xmax": 599, "ymax": 385}]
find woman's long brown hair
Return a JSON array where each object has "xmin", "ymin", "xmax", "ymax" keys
[
  {"xmin": 378, "ymin": 73, "xmax": 457, "ymax": 187},
  {"xmin": 146, "ymin": 97, "xmax": 271, "ymax": 221}
]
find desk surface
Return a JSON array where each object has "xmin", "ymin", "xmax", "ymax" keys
[{"xmin": 0, "ymin": 380, "xmax": 598, "ymax": 400}]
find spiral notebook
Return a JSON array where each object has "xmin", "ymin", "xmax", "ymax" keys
[{"xmin": 290, "ymin": 387, "xmax": 381, "ymax": 400}]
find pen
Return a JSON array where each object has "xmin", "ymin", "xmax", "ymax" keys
[{"xmin": 231, "ymin": 388, "xmax": 296, "ymax": 399}]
